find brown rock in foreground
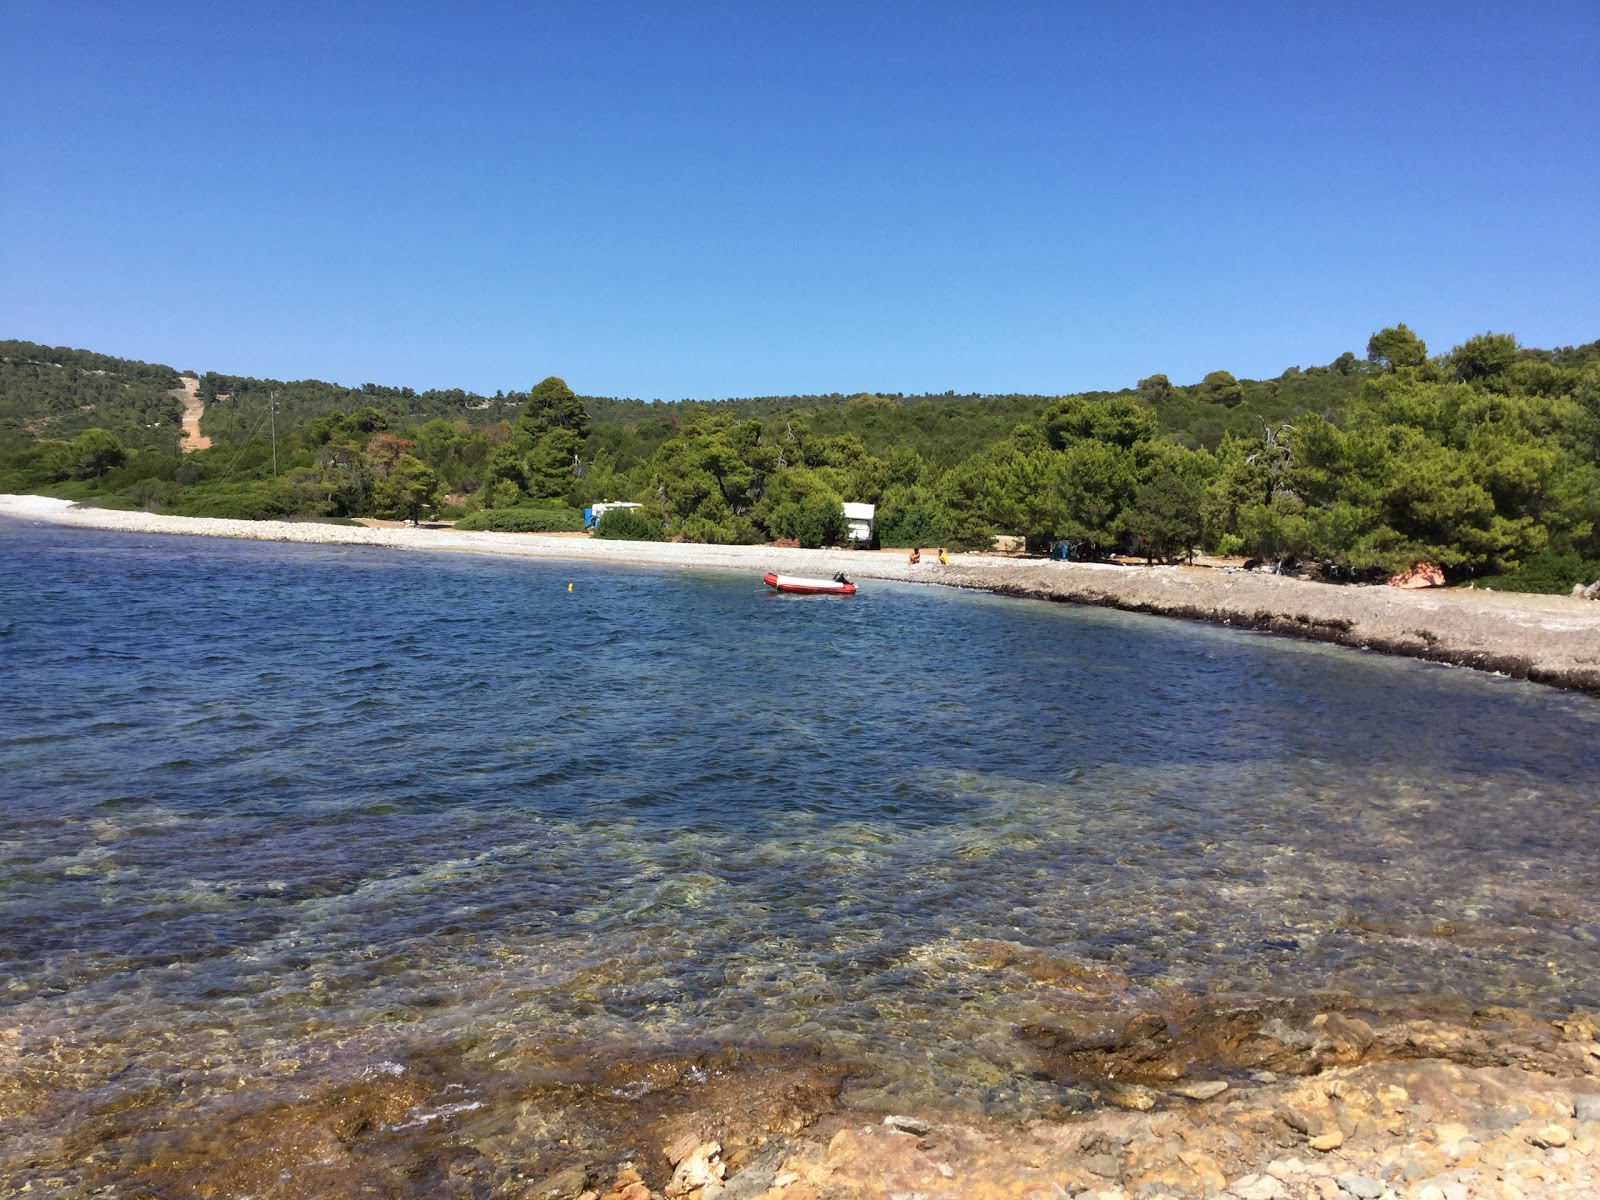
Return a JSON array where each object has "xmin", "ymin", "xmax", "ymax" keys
[
  {"xmin": 4, "ymin": 1001, "xmax": 1598, "ymax": 1198},
  {"xmin": 747, "ymin": 1041, "xmax": 1600, "ymax": 1199}
]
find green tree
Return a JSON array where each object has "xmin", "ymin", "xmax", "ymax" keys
[
  {"xmin": 978, "ymin": 442, "xmax": 1068, "ymax": 544},
  {"xmin": 524, "ymin": 427, "xmax": 582, "ymax": 501},
  {"xmin": 1451, "ymin": 333, "xmax": 1518, "ymax": 384},
  {"xmin": 650, "ymin": 411, "xmax": 765, "ymax": 543},
  {"xmin": 513, "ymin": 377, "xmax": 589, "ymax": 501},
  {"xmin": 374, "ymin": 454, "xmax": 442, "ymax": 522},
  {"xmin": 876, "ymin": 482, "xmax": 951, "ymax": 547},
  {"xmin": 309, "ymin": 443, "xmax": 374, "ymax": 515},
  {"xmin": 1054, "ymin": 439, "xmax": 1141, "ymax": 550},
  {"xmin": 71, "ymin": 428, "xmax": 126, "ymax": 479},
  {"xmin": 1367, "ymin": 323, "xmax": 1428, "ymax": 372},
  {"xmin": 1042, "ymin": 394, "xmax": 1158, "ymax": 450},
  {"xmin": 479, "ymin": 443, "xmax": 527, "ymax": 504},
  {"xmin": 1200, "ymin": 370, "xmax": 1244, "ymax": 408},
  {"xmin": 517, "ymin": 376, "xmax": 589, "ymax": 440},
  {"xmin": 1127, "ymin": 468, "xmax": 1205, "ymax": 561}
]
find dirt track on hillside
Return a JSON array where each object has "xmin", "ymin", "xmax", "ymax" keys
[{"xmin": 174, "ymin": 376, "xmax": 209, "ymax": 451}]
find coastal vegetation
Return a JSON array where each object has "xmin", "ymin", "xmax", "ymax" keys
[{"xmin": 2, "ymin": 330, "xmax": 1597, "ymax": 589}]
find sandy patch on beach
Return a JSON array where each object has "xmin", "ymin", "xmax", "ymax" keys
[
  {"xmin": 2, "ymin": 494, "xmax": 78, "ymax": 515},
  {"xmin": 5, "ymin": 495, "xmax": 1598, "ymax": 693}
]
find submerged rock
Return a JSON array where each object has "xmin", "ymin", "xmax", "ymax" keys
[
  {"xmin": 665, "ymin": 1140, "xmax": 724, "ymax": 1196},
  {"xmin": 881, "ymin": 1114, "xmax": 931, "ymax": 1136},
  {"xmin": 1171, "ymin": 1080, "xmax": 1230, "ymax": 1101}
]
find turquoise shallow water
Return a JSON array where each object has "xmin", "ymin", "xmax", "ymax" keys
[{"xmin": 2, "ymin": 519, "xmax": 1598, "ymax": 1186}]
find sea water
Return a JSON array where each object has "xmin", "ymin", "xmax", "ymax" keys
[{"xmin": 2, "ymin": 520, "xmax": 1597, "ymax": 1192}]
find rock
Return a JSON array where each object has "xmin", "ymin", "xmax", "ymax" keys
[
  {"xmin": 771, "ymin": 1174, "xmax": 797, "ymax": 1188},
  {"xmin": 1084, "ymin": 1152, "xmax": 1120, "ymax": 1178},
  {"xmin": 882, "ymin": 1114, "xmax": 929, "ymax": 1136},
  {"xmin": 1178, "ymin": 1148, "xmax": 1229, "ymax": 1194},
  {"xmin": 1574, "ymin": 1093, "xmax": 1600, "ymax": 1122},
  {"xmin": 1334, "ymin": 1174, "xmax": 1384, "ymax": 1198},
  {"xmin": 666, "ymin": 1142, "xmax": 725, "ymax": 1197},
  {"xmin": 1107, "ymin": 1084, "xmax": 1157, "ymax": 1111},
  {"xmin": 1171, "ymin": 1080, "xmax": 1230, "ymax": 1101},
  {"xmin": 534, "ymin": 1164, "xmax": 591, "ymax": 1197},
  {"xmin": 665, "ymin": 1133, "xmax": 707, "ymax": 1167},
  {"xmin": 1308, "ymin": 1130, "xmax": 1343, "ymax": 1152},
  {"xmin": 1227, "ymin": 1172, "xmax": 1283, "ymax": 1199},
  {"xmin": 1399, "ymin": 1153, "xmax": 1432, "ymax": 1180},
  {"xmin": 1529, "ymin": 1123, "xmax": 1570, "ymax": 1148},
  {"xmin": 1309, "ymin": 1013, "xmax": 1377, "ymax": 1061},
  {"xmin": 716, "ymin": 1141, "xmax": 785, "ymax": 1200},
  {"xmin": 1442, "ymin": 1137, "xmax": 1481, "ymax": 1165},
  {"xmin": 600, "ymin": 1167, "xmax": 652, "ymax": 1200}
]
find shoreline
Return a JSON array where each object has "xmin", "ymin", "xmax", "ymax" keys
[{"xmin": 5, "ymin": 493, "xmax": 1599, "ymax": 695}]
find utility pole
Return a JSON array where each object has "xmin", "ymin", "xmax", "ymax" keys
[{"xmin": 270, "ymin": 390, "xmax": 278, "ymax": 478}]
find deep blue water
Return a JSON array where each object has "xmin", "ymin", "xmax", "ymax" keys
[{"xmin": 3, "ymin": 518, "xmax": 1599, "ymax": 1172}]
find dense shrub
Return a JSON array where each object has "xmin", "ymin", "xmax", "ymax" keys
[
  {"xmin": 453, "ymin": 505, "xmax": 586, "ymax": 533},
  {"xmin": 593, "ymin": 506, "xmax": 664, "ymax": 540},
  {"xmin": 771, "ymin": 494, "xmax": 847, "ymax": 548},
  {"xmin": 877, "ymin": 507, "xmax": 950, "ymax": 549},
  {"xmin": 124, "ymin": 478, "xmax": 183, "ymax": 509},
  {"xmin": 170, "ymin": 481, "xmax": 313, "ymax": 520},
  {"xmin": 1476, "ymin": 551, "xmax": 1600, "ymax": 594}
]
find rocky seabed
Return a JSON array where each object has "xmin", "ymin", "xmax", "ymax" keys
[{"xmin": 549, "ymin": 1012, "xmax": 1600, "ymax": 1200}]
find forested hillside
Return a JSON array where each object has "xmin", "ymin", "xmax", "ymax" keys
[
  {"xmin": 0, "ymin": 341, "xmax": 183, "ymax": 456},
  {"xmin": 2, "ymin": 329, "xmax": 1596, "ymax": 590},
  {"xmin": 196, "ymin": 372, "xmax": 522, "ymax": 443}
]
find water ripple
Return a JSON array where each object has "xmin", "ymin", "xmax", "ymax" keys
[{"xmin": 2, "ymin": 519, "xmax": 1599, "ymax": 1160}]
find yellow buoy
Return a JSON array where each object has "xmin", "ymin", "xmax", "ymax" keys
[{"xmin": 567, "ymin": 583, "xmax": 573, "ymax": 592}]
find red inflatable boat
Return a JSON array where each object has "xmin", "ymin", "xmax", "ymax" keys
[{"xmin": 763, "ymin": 572, "xmax": 857, "ymax": 595}]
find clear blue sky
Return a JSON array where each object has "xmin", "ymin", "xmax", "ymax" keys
[{"xmin": 3, "ymin": 2, "xmax": 1596, "ymax": 400}]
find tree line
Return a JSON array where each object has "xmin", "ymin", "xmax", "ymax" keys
[{"xmin": 1, "ymin": 329, "xmax": 1596, "ymax": 590}]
